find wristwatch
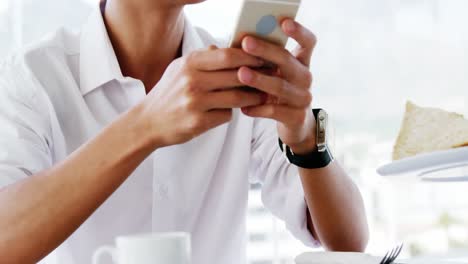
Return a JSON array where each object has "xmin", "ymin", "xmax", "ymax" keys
[{"xmin": 278, "ymin": 109, "xmax": 334, "ymax": 169}]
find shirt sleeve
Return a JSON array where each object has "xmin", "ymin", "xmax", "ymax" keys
[
  {"xmin": 0, "ymin": 62, "xmax": 53, "ymax": 188},
  {"xmin": 249, "ymin": 118, "xmax": 320, "ymax": 247}
]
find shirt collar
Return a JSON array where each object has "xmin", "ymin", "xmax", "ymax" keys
[{"xmin": 79, "ymin": 2, "xmax": 206, "ymax": 96}]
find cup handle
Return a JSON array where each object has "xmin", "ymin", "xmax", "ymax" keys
[{"xmin": 92, "ymin": 245, "xmax": 117, "ymax": 264}]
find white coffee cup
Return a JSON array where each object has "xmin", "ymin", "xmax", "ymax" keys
[{"xmin": 92, "ymin": 232, "xmax": 191, "ymax": 264}]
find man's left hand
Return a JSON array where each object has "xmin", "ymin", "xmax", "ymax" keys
[{"xmin": 238, "ymin": 19, "xmax": 318, "ymax": 155}]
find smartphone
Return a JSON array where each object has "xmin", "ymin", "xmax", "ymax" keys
[
  {"xmin": 229, "ymin": 0, "xmax": 302, "ymax": 49},
  {"xmin": 229, "ymin": 0, "xmax": 302, "ymax": 93}
]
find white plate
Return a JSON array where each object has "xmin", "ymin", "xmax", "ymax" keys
[
  {"xmin": 295, "ymin": 252, "xmax": 381, "ymax": 264},
  {"xmin": 295, "ymin": 252, "xmax": 467, "ymax": 264},
  {"xmin": 403, "ymin": 260, "xmax": 468, "ymax": 264},
  {"xmin": 377, "ymin": 147, "xmax": 468, "ymax": 182}
]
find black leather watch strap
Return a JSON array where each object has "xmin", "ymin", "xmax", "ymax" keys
[{"xmin": 278, "ymin": 138, "xmax": 333, "ymax": 169}]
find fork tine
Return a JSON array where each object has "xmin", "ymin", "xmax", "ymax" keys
[
  {"xmin": 395, "ymin": 244, "xmax": 403, "ymax": 255},
  {"xmin": 386, "ymin": 243, "xmax": 404, "ymax": 264},
  {"xmin": 385, "ymin": 247, "xmax": 398, "ymax": 264},
  {"xmin": 388, "ymin": 244, "xmax": 404, "ymax": 263},
  {"xmin": 380, "ymin": 251, "xmax": 390, "ymax": 264},
  {"xmin": 380, "ymin": 243, "xmax": 403, "ymax": 264}
]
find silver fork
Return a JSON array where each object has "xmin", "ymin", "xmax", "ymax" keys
[{"xmin": 379, "ymin": 243, "xmax": 404, "ymax": 264}]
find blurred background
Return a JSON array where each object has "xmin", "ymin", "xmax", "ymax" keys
[{"xmin": 1, "ymin": 0, "xmax": 468, "ymax": 263}]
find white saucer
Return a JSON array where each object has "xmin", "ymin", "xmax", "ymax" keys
[{"xmin": 377, "ymin": 147, "xmax": 468, "ymax": 182}]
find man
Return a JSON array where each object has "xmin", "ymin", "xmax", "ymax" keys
[{"xmin": 0, "ymin": 0, "xmax": 369, "ymax": 263}]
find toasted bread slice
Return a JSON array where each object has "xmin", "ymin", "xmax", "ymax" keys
[{"xmin": 393, "ymin": 101, "xmax": 468, "ymax": 160}]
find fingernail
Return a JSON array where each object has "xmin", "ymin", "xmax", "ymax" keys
[
  {"xmin": 243, "ymin": 37, "xmax": 257, "ymax": 52},
  {"xmin": 242, "ymin": 107, "xmax": 250, "ymax": 114},
  {"xmin": 240, "ymin": 68, "xmax": 254, "ymax": 83},
  {"xmin": 284, "ymin": 20, "xmax": 296, "ymax": 33}
]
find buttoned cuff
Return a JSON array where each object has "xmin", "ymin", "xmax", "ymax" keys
[{"xmin": 284, "ymin": 175, "xmax": 321, "ymax": 248}]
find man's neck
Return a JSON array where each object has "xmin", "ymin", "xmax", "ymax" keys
[{"xmin": 103, "ymin": 0, "xmax": 185, "ymax": 92}]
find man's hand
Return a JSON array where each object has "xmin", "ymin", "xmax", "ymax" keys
[
  {"xmin": 236, "ymin": 21, "xmax": 370, "ymax": 250},
  {"xmin": 137, "ymin": 47, "xmax": 267, "ymax": 149},
  {"xmin": 238, "ymin": 19, "xmax": 318, "ymax": 154}
]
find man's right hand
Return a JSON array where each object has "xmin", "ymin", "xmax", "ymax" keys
[
  {"xmin": 0, "ymin": 46, "xmax": 267, "ymax": 263},
  {"xmin": 137, "ymin": 47, "xmax": 267, "ymax": 149}
]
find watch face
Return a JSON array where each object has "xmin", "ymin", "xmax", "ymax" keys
[{"xmin": 316, "ymin": 109, "xmax": 328, "ymax": 152}]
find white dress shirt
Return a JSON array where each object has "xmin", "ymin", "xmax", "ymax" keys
[{"xmin": 0, "ymin": 4, "xmax": 318, "ymax": 264}]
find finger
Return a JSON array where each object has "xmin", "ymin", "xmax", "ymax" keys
[
  {"xmin": 241, "ymin": 36, "xmax": 308, "ymax": 83},
  {"xmin": 184, "ymin": 70, "xmax": 243, "ymax": 92},
  {"xmin": 186, "ymin": 48, "xmax": 264, "ymax": 71},
  {"xmin": 281, "ymin": 19, "xmax": 317, "ymax": 66},
  {"xmin": 204, "ymin": 109, "xmax": 233, "ymax": 129},
  {"xmin": 208, "ymin": 45, "xmax": 219, "ymax": 51},
  {"xmin": 238, "ymin": 67, "xmax": 312, "ymax": 108},
  {"xmin": 205, "ymin": 89, "xmax": 267, "ymax": 110},
  {"xmin": 241, "ymin": 104, "xmax": 306, "ymax": 126}
]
